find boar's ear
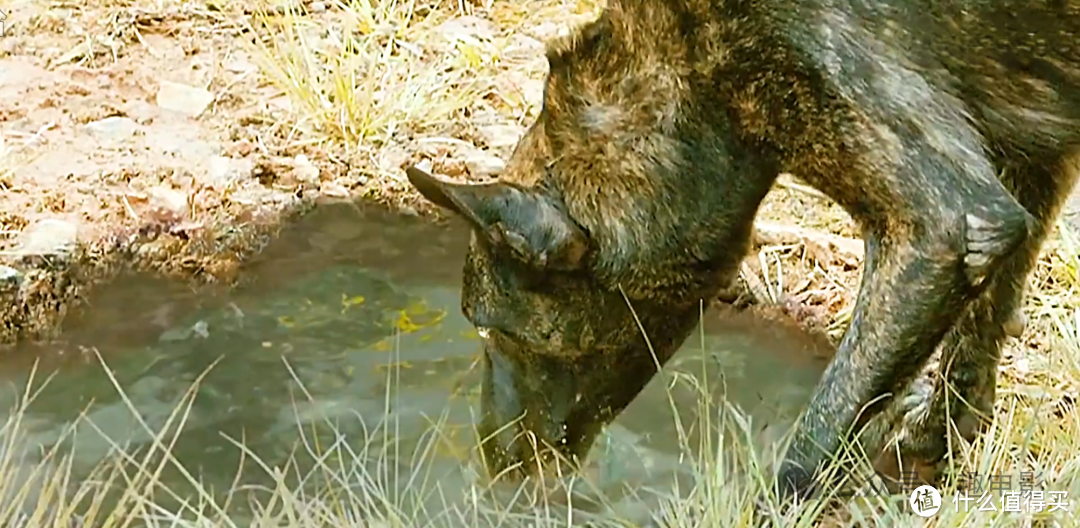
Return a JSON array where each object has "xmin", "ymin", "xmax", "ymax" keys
[{"xmin": 405, "ymin": 165, "xmax": 590, "ymax": 271}]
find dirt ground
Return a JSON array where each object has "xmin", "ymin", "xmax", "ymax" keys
[
  {"xmin": 0, "ymin": 0, "xmax": 433, "ymax": 345},
  {"xmin": 0, "ymin": 0, "xmax": 1072, "ymax": 350}
]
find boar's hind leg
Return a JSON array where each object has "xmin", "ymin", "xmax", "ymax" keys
[{"xmin": 876, "ymin": 156, "xmax": 1080, "ymax": 488}]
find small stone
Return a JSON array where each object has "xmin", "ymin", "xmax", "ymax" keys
[
  {"xmin": 148, "ymin": 188, "xmax": 190, "ymax": 222},
  {"xmin": 413, "ymin": 158, "xmax": 434, "ymax": 173},
  {"xmin": 192, "ymin": 320, "xmax": 210, "ymax": 339},
  {"xmin": 292, "ymin": 154, "xmax": 320, "ymax": 184},
  {"xmin": 0, "ymin": 265, "xmax": 21, "ymax": 290},
  {"xmin": 84, "ymin": 116, "xmax": 140, "ymax": 141},
  {"xmin": 319, "ymin": 180, "xmax": 350, "ymax": 198},
  {"xmin": 477, "ymin": 124, "xmax": 525, "ymax": 150},
  {"xmin": 17, "ymin": 219, "xmax": 78, "ymax": 259},
  {"xmin": 155, "ymin": 81, "xmax": 214, "ymax": 118},
  {"xmin": 205, "ymin": 156, "xmax": 254, "ymax": 189},
  {"xmin": 309, "ymin": 1, "xmax": 327, "ymax": 13},
  {"xmin": 463, "ymin": 149, "xmax": 505, "ymax": 177},
  {"xmin": 1014, "ymin": 357, "xmax": 1030, "ymax": 374}
]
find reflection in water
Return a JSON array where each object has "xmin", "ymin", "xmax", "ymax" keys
[{"xmin": 0, "ymin": 202, "xmax": 831, "ymax": 525}]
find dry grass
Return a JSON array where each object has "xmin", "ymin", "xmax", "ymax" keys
[{"xmin": 238, "ymin": 0, "xmax": 603, "ymax": 192}]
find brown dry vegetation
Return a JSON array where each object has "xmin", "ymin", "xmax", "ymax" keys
[{"xmin": 0, "ymin": 1, "xmax": 1078, "ymax": 527}]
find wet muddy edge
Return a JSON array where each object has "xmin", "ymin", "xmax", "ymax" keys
[
  {"xmin": 0, "ymin": 188, "xmax": 454, "ymax": 346},
  {"xmin": 0, "ymin": 1, "xmax": 480, "ymax": 347},
  {"xmin": 0, "ymin": 184, "xmax": 811, "ymax": 348}
]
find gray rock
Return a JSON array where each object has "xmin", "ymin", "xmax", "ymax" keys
[
  {"xmin": 84, "ymin": 116, "xmax": 140, "ymax": 141},
  {"xmin": 17, "ymin": 219, "xmax": 78, "ymax": 259}
]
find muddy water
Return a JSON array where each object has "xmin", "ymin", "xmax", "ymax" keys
[{"xmin": 0, "ymin": 202, "xmax": 832, "ymax": 526}]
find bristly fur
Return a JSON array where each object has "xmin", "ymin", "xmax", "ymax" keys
[{"xmin": 406, "ymin": 0, "xmax": 1080, "ymax": 514}]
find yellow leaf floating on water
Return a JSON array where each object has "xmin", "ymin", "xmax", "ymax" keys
[
  {"xmin": 277, "ymin": 316, "xmax": 296, "ymax": 328},
  {"xmin": 340, "ymin": 294, "xmax": 366, "ymax": 313},
  {"xmin": 375, "ymin": 361, "xmax": 414, "ymax": 374},
  {"xmin": 395, "ymin": 313, "xmax": 422, "ymax": 333},
  {"xmin": 394, "ymin": 300, "xmax": 447, "ymax": 334}
]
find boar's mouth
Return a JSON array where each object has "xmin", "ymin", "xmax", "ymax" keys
[
  {"xmin": 475, "ymin": 334, "xmax": 609, "ymax": 479},
  {"xmin": 473, "ymin": 323, "xmax": 693, "ymax": 481}
]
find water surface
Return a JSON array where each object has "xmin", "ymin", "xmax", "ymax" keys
[{"xmin": 0, "ymin": 202, "xmax": 832, "ymax": 525}]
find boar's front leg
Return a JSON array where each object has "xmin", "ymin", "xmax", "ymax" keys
[
  {"xmin": 873, "ymin": 156, "xmax": 1079, "ymax": 489},
  {"xmin": 770, "ymin": 131, "xmax": 1035, "ymax": 505}
]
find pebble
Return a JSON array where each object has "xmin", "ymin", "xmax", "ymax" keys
[
  {"xmin": 205, "ymin": 156, "xmax": 254, "ymax": 189},
  {"xmin": 155, "ymin": 81, "xmax": 214, "ymax": 118},
  {"xmin": 84, "ymin": 116, "xmax": 140, "ymax": 141},
  {"xmin": 16, "ymin": 219, "xmax": 78, "ymax": 259},
  {"xmin": 0, "ymin": 265, "xmax": 21, "ymax": 291},
  {"xmin": 318, "ymin": 180, "xmax": 350, "ymax": 198},
  {"xmin": 477, "ymin": 124, "xmax": 525, "ymax": 151},
  {"xmin": 292, "ymin": 154, "xmax": 320, "ymax": 185},
  {"xmin": 463, "ymin": 149, "xmax": 505, "ymax": 177},
  {"xmin": 148, "ymin": 187, "xmax": 190, "ymax": 222}
]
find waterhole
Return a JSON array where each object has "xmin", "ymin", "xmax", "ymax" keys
[{"xmin": 0, "ymin": 202, "xmax": 833, "ymax": 525}]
